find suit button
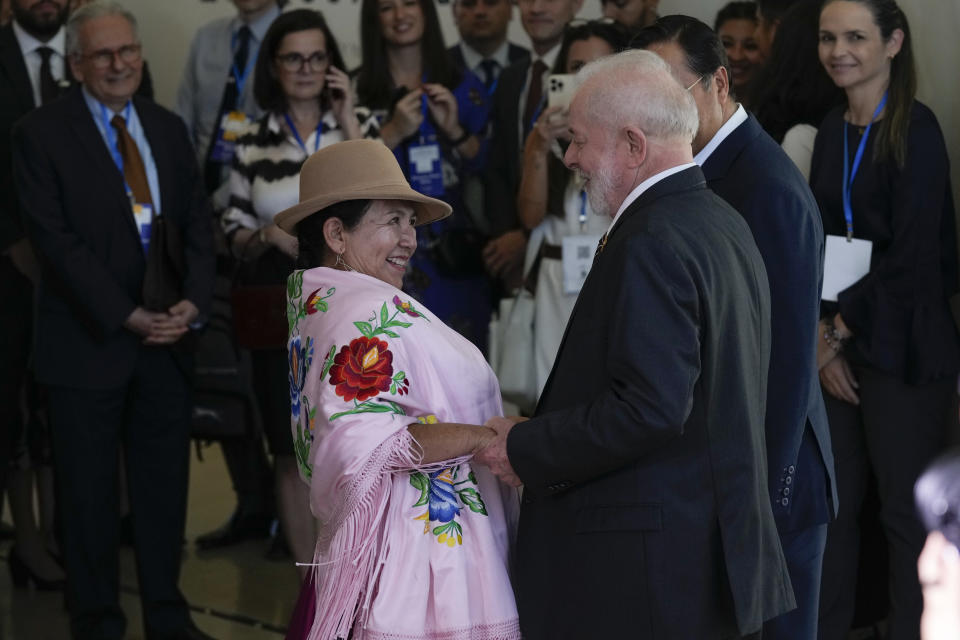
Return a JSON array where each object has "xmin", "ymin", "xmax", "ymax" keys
[
  {"xmin": 788, "ymin": 465, "xmax": 796, "ymax": 474},
  {"xmin": 783, "ymin": 487, "xmax": 791, "ymax": 496},
  {"xmin": 785, "ymin": 476, "xmax": 792, "ymax": 485},
  {"xmin": 781, "ymin": 498, "xmax": 790, "ymax": 506}
]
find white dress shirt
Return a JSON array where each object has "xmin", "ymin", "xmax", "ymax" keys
[
  {"xmin": 607, "ymin": 163, "xmax": 698, "ymax": 234},
  {"xmin": 11, "ymin": 20, "xmax": 67, "ymax": 107},
  {"xmin": 693, "ymin": 103, "xmax": 748, "ymax": 166},
  {"xmin": 457, "ymin": 40, "xmax": 512, "ymax": 82}
]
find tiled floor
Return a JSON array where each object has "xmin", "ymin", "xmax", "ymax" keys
[{"xmin": 0, "ymin": 445, "xmax": 300, "ymax": 639}]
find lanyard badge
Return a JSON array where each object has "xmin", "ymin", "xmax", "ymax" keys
[
  {"xmin": 407, "ymin": 93, "xmax": 444, "ymax": 197},
  {"xmin": 283, "ymin": 113, "xmax": 324, "ymax": 155}
]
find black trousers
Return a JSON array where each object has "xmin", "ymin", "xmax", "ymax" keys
[
  {"xmin": 48, "ymin": 347, "xmax": 193, "ymax": 640},
  {"xmin": 817, "ymin": 364, "xmax": 954, "ymax": 640},
  {"xmin": 0, "ymin": 260, "xmax": 32, "ymax": 492}
]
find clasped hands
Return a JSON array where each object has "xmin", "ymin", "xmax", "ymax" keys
[
  {"xmin": 124, "ymin": 299, "xmax": 198, "ymax": 345},
  {"xmin": 473, "ymin": 416, "xmax": 527, "ymax": 488}
]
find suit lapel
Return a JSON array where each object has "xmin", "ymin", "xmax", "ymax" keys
[
  {"xmin": 699, "ymin": 114, "xmax": 761, "ymax": 185},
  {"xmin": 534, "ymin": 166, "xmax": 708, "ymax": 414},
  {"xmin": 65, "ymin": 88, "xmax": 139, "ymax": 238},
  {"xmin": 0, "ymin": 25, "xmax": 36, "ymax": 112}
]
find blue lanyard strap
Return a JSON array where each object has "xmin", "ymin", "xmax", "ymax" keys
[
  {"xmin": 842, "ymin": 91, "xmax": 887, "ymax": 240},
  {"xmin": 100, "ymin": 101, "xmax": 133, "ymax": 193},
  {"xmin": 283, "ymin": 113, "xmax": 323, "ymax": 154},
  {"xmin": 527, "ymin": 96, "xmax": 546, "ymax": 136},
  {"xmin": 231, "ymin": 29, "xmax": 256, "ymax": 100}
]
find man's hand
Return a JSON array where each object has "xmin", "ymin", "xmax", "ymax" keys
[
  {"xmin": 473, "ymin": 416, "xmax": 527, "ymax": 487},
  {"xmin": 483, "ymin": 230, "xmax": 527, "ymax": 279},
  {"xmin": 124, "ymin": 306, "xmax": 171, "ymax": 339},
  {"xmin": 127, "ymin": 300, "xmax": 198, "ymax": 346}
]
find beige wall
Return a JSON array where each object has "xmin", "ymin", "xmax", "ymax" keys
[{"xmin": 122, "ymin": 0, "xmax": 957, "ymax": 205}]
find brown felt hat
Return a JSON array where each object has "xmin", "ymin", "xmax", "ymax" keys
[{"xmin": 274, "ymin": 139, "xmax": 451, "ymax": 233}]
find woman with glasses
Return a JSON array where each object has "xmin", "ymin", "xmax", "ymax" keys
[
  {"xmin": 220, "ymin": 8, "xmax": 379, "ymax": 582},
  {"xmin": 355, "ymin": 0, "xmax": 493, "ymax": 352},
  {"xmin": 810, "ymin": 1, "xmax": 959, "ymax": 637},
  {"xmin": 516, "ymin": 19, "xmax": 628, "ymax": 396}
]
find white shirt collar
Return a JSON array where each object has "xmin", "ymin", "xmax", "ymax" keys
[
  {"xmin": 233, "ymin": 4, "xmax": 281, "ymax": 42},
  {"xmin": 607, "ymin": 162, "xmax": 698, "ymax": 234},
  {"xmin": 693, "ymin": 103, "xmax": 747, "ymax": 166},
  {"xmin": 532, "ymin": 42, "xmax": 561, "ymax": 73},
  {"xmin": 458, "ymin": 40, "xmax": 511, "ymax": 75},
  {"xmin": 11, "ymin": 20, "xmax": 66, "ymax": 58}
]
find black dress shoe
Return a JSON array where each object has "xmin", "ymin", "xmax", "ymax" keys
[{"xmin": 195, "ymin": 508, "xmax": 272, "ymax": 550}]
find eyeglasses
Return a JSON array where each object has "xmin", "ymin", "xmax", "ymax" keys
[
  {"xmin": 77, "ymin": 44, "xmax": 142, "ymax": 70},
  {"xmin": 276, "ymin": 51, "xmax": 328, "ymax": 72},
  {"xmin": 685, "ymin": 75, "xmax": 704, "ymax": 91}
]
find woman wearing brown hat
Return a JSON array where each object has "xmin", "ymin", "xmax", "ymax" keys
[{"xmin": 278, "ymin": 139, "xmax": 520, "ymax": 640}]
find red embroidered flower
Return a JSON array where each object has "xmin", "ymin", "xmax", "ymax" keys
[
  {"xmin": 328, "ymin": 336, "xmax": 394, "ymax": 402},
  {"xmin": 393, "ymin": 295, "xmax": 422, "ymax": 318}
]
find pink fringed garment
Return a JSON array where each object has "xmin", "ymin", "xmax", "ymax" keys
[{"xmin": 287, "ymin": 268, "xmax": 521, "ymax": 640}]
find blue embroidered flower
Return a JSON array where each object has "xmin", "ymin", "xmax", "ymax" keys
[
  {"xmin": 288, "ymin": 335, "xmax": 313, "ymax": 419},
  {"xmin": 427, "ymin": 469, "xmax": 461, "ymax": 523}
]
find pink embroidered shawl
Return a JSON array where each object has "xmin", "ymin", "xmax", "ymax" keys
[{"xmin": 288, "ymin": 268, "xmax": 520, "ymax": 640}]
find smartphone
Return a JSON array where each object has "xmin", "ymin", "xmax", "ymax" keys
[{"xmin": 547, "ymin": 74, "xmax": 576, "ymax": 110}]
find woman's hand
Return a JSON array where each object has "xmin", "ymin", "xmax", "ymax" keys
[
  {"xmin": 263, "ymin": 224, "xmax": 299, "ymax": 259},
  {"xmin": 527, "ymin": 105, "xmax": 569, "ymax": 152},
  {"xmin": 819, "ymin": 355, "xmax": 860, "ymax": 405},
  {"xmin": 379, "ymin": 88, "xmax": 423, "ymax": 149},
  {"xmin": 919, "ymin": 531, "xmax": 960, "ymax": 640},
  {"xmin": 817, "ymin": 319, "xmax": 839, "ymax": 370},
  {"xmin": 325, "ymin": 66, "xmax": 361, "ymax": 139},
  {"xmin": 422, "ymin": 83, "xmax": 462, "ymax": 141}
]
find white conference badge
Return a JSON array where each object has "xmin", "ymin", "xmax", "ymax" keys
[
  {"xmin": 562, "ymin": 234, "xmax": 601, "ymax": 295},
  {"xmin": 822, "ymin": 234, "xmax": 872, "ymax": 302}
]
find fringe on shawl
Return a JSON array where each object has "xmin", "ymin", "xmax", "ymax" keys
[{"xmin": 305, "ymin": 429, "xmax": 474, "ymax": 640}]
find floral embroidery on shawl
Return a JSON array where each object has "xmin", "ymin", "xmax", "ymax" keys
[{"xmin": 409, "ymin": 413, "xmax": 489, "ymax": 548}]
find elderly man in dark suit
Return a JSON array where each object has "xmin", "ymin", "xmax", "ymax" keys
[
  {"xmin": 476, "ymin": 49, "xmax": 793, "ymax": 639},
  {"xmin": 634, "ymin": 16, "xmax": 836, "ymax": 640},
  {"xmin": 11, "ymin": 3, "xmax": 214, "ymax": 639}
]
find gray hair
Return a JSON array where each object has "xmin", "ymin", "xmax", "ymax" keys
[
  {"xmin": 65, "ymin": 1, "xmax": 139, "ymax": 57},
  {"xmin": 573, "ymin": 50, "xmax": 699, "ymax": 145}
]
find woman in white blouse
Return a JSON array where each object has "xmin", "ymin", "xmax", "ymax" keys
[{"xmin": 220, "ymin": 9, "xmax": 379, "ymax": 581}]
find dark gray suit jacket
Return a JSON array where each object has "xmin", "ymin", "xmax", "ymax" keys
[
  {"xmin": 507, "ymin": 166, "xmax": 794, "ymax": 638},
  {"xmin": 12, "ymin": 87, "xmax": 213, "ymax": 388}
]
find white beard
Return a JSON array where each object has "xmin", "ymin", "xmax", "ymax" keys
[{"xmin": 582, "ymin": 161, "xmax": 621, "ymax": 219}]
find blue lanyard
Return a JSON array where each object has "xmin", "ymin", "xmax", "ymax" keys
[
  {"xmin": 527, "ymin": 96, "xmax": 546, "ymax": 135},
  {"xmin": 100, "ymin": 102, "xmax": 134, "ymax": 193},
  {"xmin": 842, "ymin": 91, "xmax": 887, "ymax": 240},
  {"xmin": 486, "ymin": 75, "xmax": 499, "ymax": 98},
  {"xmin": 231, "ymin": 30, "xmax": 256, "ymax": 100},
  {"xmin": 283, "ymin": 113, "xmax": 323, "ymax": 154}
]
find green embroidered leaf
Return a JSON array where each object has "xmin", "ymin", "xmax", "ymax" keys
[
  {"xmin": 308, "ymin": 405, "xmax": 316, "ymax": 419},
  {"xmin": 316, "ymin": 300, "xmax": 328, "ymax": 313},
  {"xmin": 450, "ymin": 520, "xmax": 463, "ymax": 535},
  {"xmin": 380, "ymin": 303, "xmax": 389, "ymax": 327},
  {"xmin": 457, "ymin": 488, "xmax": 488, "ymax": 515},
  {"xmin": 380, "ymin": 329, "xmax": 400, "ymax": 338},
  {"xmin": 386, "ymin": 320, "xmax": 413, "ymax": 330},
  {"xmin": 354, "ymin": 321, "xmax": 374, "ymax": 337},
  {"xmin": 432, "ymin": 522, "xmax": 452, "ymax": 536},
  {"xmin": 320, "ymin": 345, "xmax": 336, "ymax": 380},
  {"xmin": 393, "ymin": 371, "xmax": 406, "ymax": 382},
  {"xmin": 468, "ymin": 470, "xmax": 477, "ymax": 484},
  {"xmin": 329, "ymin": 399, "xmax": 406, "ymax": 421},
  {"xmin": 409, "ymin": 473, "xmax": 430, "ymax": 507},
  {"xmin": 390, "ymin": 382, "xmax": 397, "ymax": 394}
]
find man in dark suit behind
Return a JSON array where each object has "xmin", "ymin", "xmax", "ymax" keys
[
  {"xmin": 12, "ymin": 3, "xmax": 214, "ymax": 639},
  {"xmin": 476, "ymin": 49, "xmax": 794, "ymax": 639},
  {"xmin": 635, "ymin": 16, "xmax": 836, "ymax": 640},
  {"xmin": 0, "ymin": 0, "xmax": 70, "ymax": 498},
  {"xmin": 447, "ymin": 0, "xmax": 527, "ymax": 88},
  {"xmin": 481, "ymin": 0, "xmax": 580, "ymax": 286}
]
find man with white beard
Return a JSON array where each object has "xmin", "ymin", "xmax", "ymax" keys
[{"xmin": 476, "ymin": 49, "xmax": 794, "ymax": 638}]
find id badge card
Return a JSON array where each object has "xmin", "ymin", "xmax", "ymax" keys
[
  {"xmin": 408, "ymin": 141, "xmax": 444, "ymax": 197},
  {"xmin": 562, "ymin": 234, "xmax": 601, "ymax": 295},
  {"xmin": 822, "ymin": 234, "xmax": 872, "ymax": 302},
  {"xmin": 132, "ymin": 203, "xmax": 154, "ymax": 254},
  {"xmin": 209, "ymin": 111, "xmax": 249, "ymax": 164}
]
